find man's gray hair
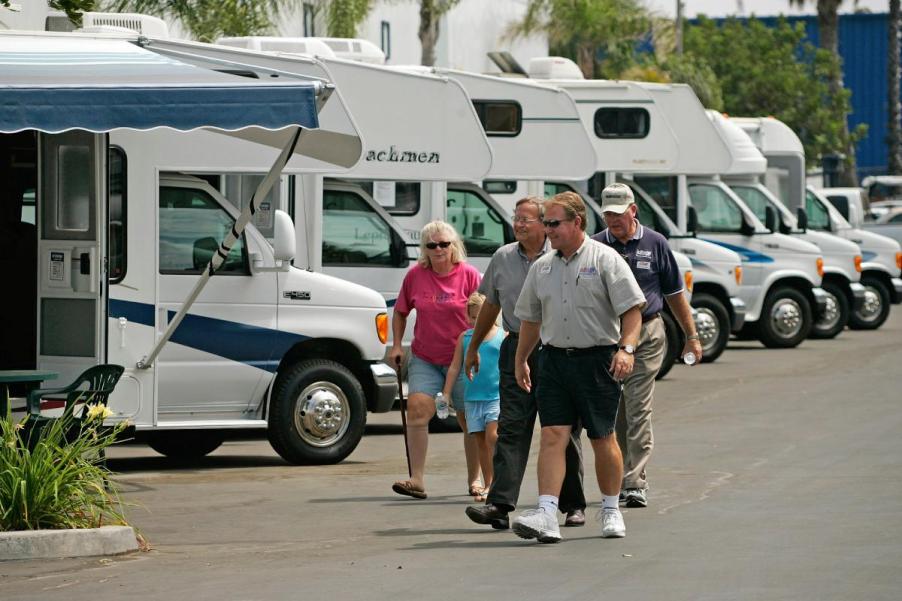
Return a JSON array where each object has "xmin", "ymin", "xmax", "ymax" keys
[{"xmin": 515, "ymin": 196, "xmax": 544, "ymax": 217}]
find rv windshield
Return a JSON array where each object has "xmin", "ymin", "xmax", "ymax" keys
[
  {"xmin": 731, "ymin": 184, "xmax": 793, "ymax": 227},
  {"xmin": 805, "ymin": 190, "xmax": 833, "ymax": 232},
  {"xmin": 688, "ymin": 184, "xmax": 744, "ymax": 233}
]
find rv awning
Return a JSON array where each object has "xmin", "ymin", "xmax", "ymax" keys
[{"xmin": 0, "ymin": 36, "xmax": 319, "ymax": 134}]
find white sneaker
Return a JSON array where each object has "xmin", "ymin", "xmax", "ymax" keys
[
  {"xmin": 598, "ymin": 507, "xmax": 626, "ymax": 538},
  {"xmin": 512, "ymin": 508, "xmax": 562, "ymax": 544}
]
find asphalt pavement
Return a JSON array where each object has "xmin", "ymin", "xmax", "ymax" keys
[{"xmin": 2, "ymin": 312, "xmax": 901, "ymax": 600}]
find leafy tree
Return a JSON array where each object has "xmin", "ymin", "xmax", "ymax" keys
[
  {"xmin": 684, "ymin": 16, "xmax": 867, "ymax": 173},
  {"xmin": 325, "ymin": 0, "xmax": 372, "ymax": 38},
  {"xmin": 1, "ymin": 1, "xmax": 97, "ymax": 26},
  {"xmin": 104, "ymin": 0, "xmax": 285, "ymax": 42},
  {"xmin": 417, "ymin": 0, "xmax": 459, "ymax": 66},
  {"xmin": 509, "ymin": 0, "xmax": 651, "ymax": 78}
]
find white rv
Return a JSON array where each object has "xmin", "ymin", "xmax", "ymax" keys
[
  {"xmin": 1, "ymin": 32, "xmax": 398, "ymax": 464},
  {"xmin": 724, "ymin": 116, "xmax": 864, "ymax": 339},
  {"xmin": 536, "ymin": 70, "xmax": 747, "ymax": 361}
]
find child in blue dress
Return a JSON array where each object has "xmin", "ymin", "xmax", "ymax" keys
[{"xmin": 442, "ymin": 292, "xmax": 504, "ymax": 502}]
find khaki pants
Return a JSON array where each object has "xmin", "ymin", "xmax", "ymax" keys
[{"xmin": 616, "ymin": 316, "xmax": 666, "ymax": 490}]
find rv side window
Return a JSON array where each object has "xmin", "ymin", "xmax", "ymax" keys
[
  {"xmin": 355, "ymin": 181, "xmax": 421, "ymax": 216},
  {"xmin": 805, "ymin": 191, "xmax": 831, "ymax": 231},
  {"xmin": 322, "ymin": 190, "xmax": 404, "ymax": 266},
  {"xmin": 159, "ymin": 187, "xmax": 248, "ymax": 275},
  {"xmin": 689, "ymin": 184, "xmax": 743, "ymax": 233},
  {"xmin": 484, "ymin": 180, "xmax": 517, "ymax": 194},
  {"xmin": 472, "ymin": 101, "xmax": 522, "ymax": 136},
  {"xmin": 731, "ymin": 185, "xmax": 771, "ymax": 224},
  {"xmin": 446, "ymin": 188, "xmax": 511, "ymax": 256},
  {"xmin": 108, "ymin": 147, "xmax": 126, "ymax": 283},
  {"xmin": 594, "ymin": 108, "xmax": 650, "ymax": 139}
]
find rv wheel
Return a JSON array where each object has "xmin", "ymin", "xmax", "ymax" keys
[
  {"xmin": 757, "ymin": 286, "xmax": 812, "ymax": 348},
  {"xmin": 691, "ymin": 292, "xmax": 730, "ymax": 363},
  {"xmin": 147, "ymin": 431, "xmax": 224, "ymax": 461},
  {"xmin": 848, "ymin": 277, "xmax": 890, "ymax": 330},
  {"xmin": 268, "ymin": 359, "xmax": 366, "ymax": 465},
  {"xmin": 809, "ymin": 281, "xmax": 849, "ymax": 339}
]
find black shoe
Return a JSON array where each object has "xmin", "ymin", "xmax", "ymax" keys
[
  {"xmin": 563, "ymin": 508, "xmax": 586, "ymax": 527},
  {"xmin": 465, "ymin": 504, "xmax": 510, "ymax": 530}
]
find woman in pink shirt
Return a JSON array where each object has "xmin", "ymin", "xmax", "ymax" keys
[{"xmin": 390, "ymin": 221, "xmax": 481, "ymax": 499}]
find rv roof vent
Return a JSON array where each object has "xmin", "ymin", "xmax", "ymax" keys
[
  {"xmin": 216, "ymin": 36, "xmax": 337, "ymax": 58},
  {"xmin": 78, "ymin": 12, "xmax": 169, "ymax": 37},
  {"xmin": 528, "ymin": 57, "xmax": 584, "ymax": 80},
  {"xmin": 309, "ymin": 37, "xmax": 385, "ymax": 64}
]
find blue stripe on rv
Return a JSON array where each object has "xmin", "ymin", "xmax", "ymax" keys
[
  {"xmin": 700, "ymin": 239, "xmax": 775, "ymax": 264},
  {"xmin": 108, "ymin": 299, "xmax": 306, "ymax": 372}
]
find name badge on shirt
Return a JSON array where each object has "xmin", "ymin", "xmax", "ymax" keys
[
  {"xmin": 636, "ymin": 249, "xmax": 652, "ymax": 258},
  {"xmin": 540, "ymin": 264, "xmax": 552, "ymax": 274},
  {"xmin": 578, "ymin": 266, "xmax": 599, "ymax": 279},
  {"xmin": 637, "ymin": 260, "xmax": 652, "ymax": 270}
]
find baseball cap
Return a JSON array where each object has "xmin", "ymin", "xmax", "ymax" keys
[{"xmin": 601, "ymin": 183, "xmax": 635, "ymax": 214}]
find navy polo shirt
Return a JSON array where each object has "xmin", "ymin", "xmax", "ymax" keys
[{"xmin": 591, "ymin": 223, "xmax": 683, "ymax": 320}]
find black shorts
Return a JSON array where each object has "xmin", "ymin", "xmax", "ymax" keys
[{"xmin": 535, "ymin": 345, "xmax": 621, "ymax": 439}]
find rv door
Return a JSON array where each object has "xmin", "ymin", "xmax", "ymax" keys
[{"xmin": 37, "ymin": 131, "xmax": 107, "ymax": 384}]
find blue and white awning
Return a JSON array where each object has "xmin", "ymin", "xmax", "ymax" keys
[{"xmin": 0, "ymin": 35, "xmax": 319, "ymax": 134}]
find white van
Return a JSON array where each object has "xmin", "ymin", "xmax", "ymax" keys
[
  {"xmin": 724, "ymin": 116, "xmax": 864, "ymax": 339},
  {"xmin": 1, "ymin": 32, "xmax": 397, "ymax": 464}
]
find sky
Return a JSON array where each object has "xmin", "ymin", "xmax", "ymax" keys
[{"xmin": 644, "ymin": 0, "xmax": 888, "ymax": 18}]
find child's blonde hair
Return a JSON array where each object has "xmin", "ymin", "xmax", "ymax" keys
[{"xmin": 467, "ymin": 292, "xmax": 486, "ymax": 310}]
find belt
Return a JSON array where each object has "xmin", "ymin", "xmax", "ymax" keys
[
  {"xmin": 543, "ymin": 344, "xmax": 616, "ymax": 356},
  {"xmin": 642, "ymin": 312, "xmax": 661, "ymax": 323}
]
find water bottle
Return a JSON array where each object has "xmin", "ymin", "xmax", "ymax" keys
[
  {"xmin": 683, "ymin": 352, "xmax": 697, "ymax": 366},
  {"xmin": 434, "ymin": 392, "xmax": 450, "ymax": 419}
]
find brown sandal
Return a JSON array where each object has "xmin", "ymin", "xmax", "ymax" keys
[{"xmin": 392, "ymin": 480, "xmax": 427, "ymax": 499}]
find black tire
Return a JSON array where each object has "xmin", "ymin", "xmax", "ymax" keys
[
  {"xmin": 268, "ymin": 359, "xmax": 366, "ymax": 465},
  {"xmin": 656, "ymin": 311, "xmax": 682, "ymax": 380},
  {"xmin": 756, "ymin": 286, "xmax": 812, "ymax": 348},
  {"xmin": 848, "ymin": 276, "xmax": 891, "ymax": 330},
  {"xmin": 691, "ymin": 292, "xmax": 730, "ymax": 363},
  {"xmin": 810, "ymin": 280, "xmax": 849, "ymax": 339},
  {"xmin": 147, "ymin": 431, "xmax": 224, "ymax": 460}
]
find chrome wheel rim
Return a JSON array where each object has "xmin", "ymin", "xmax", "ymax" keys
[
  {"xmin": 770, "ymin": 297, "xmax": 803, "ymax": 338},
  {"xmin": 694, "ymin": 308, "xmax": 720, "ymax": 355},
  {"xmin": 815, "ymin": 291, "xmax": 841, "ymax": 331},
  {"xmin": 855, "ymin": 287, "xmax": 882, "ymax": 323},
  {"xmin": 293, "ymin": 381, "xmax": 350, "ymax": 448}
]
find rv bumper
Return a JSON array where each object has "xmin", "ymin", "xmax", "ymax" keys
[
  {"xmin": 730, "ymin": 296, "xmax": 747, "ymax": 332},
  {"xmin": 849, "ymin": 282, "xmax": 867, "ymax": 310},
  {"xmin": 811, "ymin": 286, "xmax": 829, "ymax": 318},
  {"xmin": 369, "ymin": 362, "xmax": 398, "ymax": 413},
  {"xmin": 892, "ymin": 277, "xmax": 902, "ymax": 304}
]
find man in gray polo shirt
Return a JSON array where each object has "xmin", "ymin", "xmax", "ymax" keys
[
  {"xmin": 512, "ymin": 191, "xmax": 645, "ymax": 543},
  {"xmin": 462, "ymin": 196, "xmax": 586, "ymax": 531}
]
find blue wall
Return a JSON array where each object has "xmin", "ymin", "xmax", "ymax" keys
[{"xmin": 702, "ymin": 13, "xmax": 893, "ymax": 181}]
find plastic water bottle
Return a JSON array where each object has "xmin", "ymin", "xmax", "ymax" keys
[
  {"xmin": 683, "ymin": 352, "xmax": 697, "ymax": 366},
  {"xmin": 434, "ymin": 392, "xmax": 450, "ymax": 419}
]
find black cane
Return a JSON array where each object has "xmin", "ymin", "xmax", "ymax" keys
[{"xmin": 396, "ymin": 357, "xmax": 412, "ymax": 478}]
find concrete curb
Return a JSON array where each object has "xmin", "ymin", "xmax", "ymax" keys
[{"xmin": 0, "ymin": 525, "xmax": 139, "ymax": 561}]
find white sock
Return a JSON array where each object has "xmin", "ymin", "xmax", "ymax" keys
[
  {"xmin": 603, "ymin": 494, "xmax": 620, "ymax": 510},
  {"xmin": 538, "ymin": 495, "xmax": 559, "ymax": 513}
]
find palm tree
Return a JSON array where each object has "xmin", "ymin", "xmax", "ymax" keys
[
  {"xmin": 788, "ymin": 0, "xmax": 859, "ymax": 184},
  {"xmin": 418, "ymin": 0, "xmax": 459, "ymax": 66}
]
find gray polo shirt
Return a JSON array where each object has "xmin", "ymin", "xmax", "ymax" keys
[
  {"xmin": 515, "ymin": 236, "xmax": 646, "ymax": 348},
  {"xmin": 478, "ymin": 238, "xmax": 551, "ymax": 334}
]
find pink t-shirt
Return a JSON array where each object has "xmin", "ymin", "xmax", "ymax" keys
[{"xmin": 395, "ymin": 262, "xmax": 481, "ymax": 366}]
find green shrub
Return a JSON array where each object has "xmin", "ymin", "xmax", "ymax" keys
[{"xmin": 0, "ymin": 402, "xmax": 130, "ymax": 531}]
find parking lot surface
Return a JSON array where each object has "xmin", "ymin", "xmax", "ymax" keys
[{"xmin": 3, "ymin": 313, "xmax": 901, "ymax": 601}]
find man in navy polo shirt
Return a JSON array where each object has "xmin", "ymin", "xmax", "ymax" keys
[{"xmin": 591, "ymin": 183, "xmax": 702, "ymax": 508}]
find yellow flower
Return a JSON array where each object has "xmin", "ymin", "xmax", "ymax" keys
[{"xmin": 85, "ymin": 403, "xmax": 114, "ymax": 421}]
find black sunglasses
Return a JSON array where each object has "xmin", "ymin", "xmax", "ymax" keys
[
  {"xmin": 542, "ymin": 218, "xmax": 572, "ymax": 228},
  {"xmin": 425, "ymin": 241, "xmax": 452, "ymax": 250}
]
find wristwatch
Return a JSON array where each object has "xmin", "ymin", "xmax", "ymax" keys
[{"xmin": 619, "ymin": 344, "xmax": 635, "ymax": 355}]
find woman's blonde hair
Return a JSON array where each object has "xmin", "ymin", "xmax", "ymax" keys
[
  {"xmin": 466, "ymin": 292, "xmax": 486, "ymax": 310},
  {"xmin": 417, "ymin": 220, "xmax": 467, "ymax": 269}
]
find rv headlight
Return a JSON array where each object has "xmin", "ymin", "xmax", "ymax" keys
[
  {"xmin": 684, "ymin": 270, "xmax": 693, "ymax": 293},
  {"xmin": 376, "ymin": 313, "xmax": 389, "ymax": 344},
  {"xmin": 734, "ymin": 265, "xmax": 743, "ymax": 286},
  {"xmin": 816, "ymin": 257, "xmax": 824, "ymax": 278},
  {"xmin": 854, "ymin": 255, "xmax": 862, "ymax": 273}
]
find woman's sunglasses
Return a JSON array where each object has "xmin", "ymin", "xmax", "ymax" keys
[{"xmin": 425, "ymin": 241, "xmax": 452, "ymax": 250}]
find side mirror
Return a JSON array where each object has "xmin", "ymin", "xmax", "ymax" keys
[
  {"xmin": 193, "ymin": 236, "xmax": 218, "ymax": 270},
  {"xmin": 739, "ymin": 213, "xmax": 756, "ymax": 236},
  {"xmin": 796, "ymin": 207, "xmax": 809, "ymax": 231},
  {"xmin": 764, "ymin": 206, "xmax": 778, "ymax": 233},
  {"xmin": 686, "ymin": 206, "xmax": 698, "ymax": 236},
  {"xmin": 272, "ymin": 209, "xmax": 296, "ymax": 263}
]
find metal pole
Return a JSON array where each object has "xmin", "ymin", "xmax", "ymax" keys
[{"xmin": 137, "ymin": 127, "xmax": 304, "ymax": 369}]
